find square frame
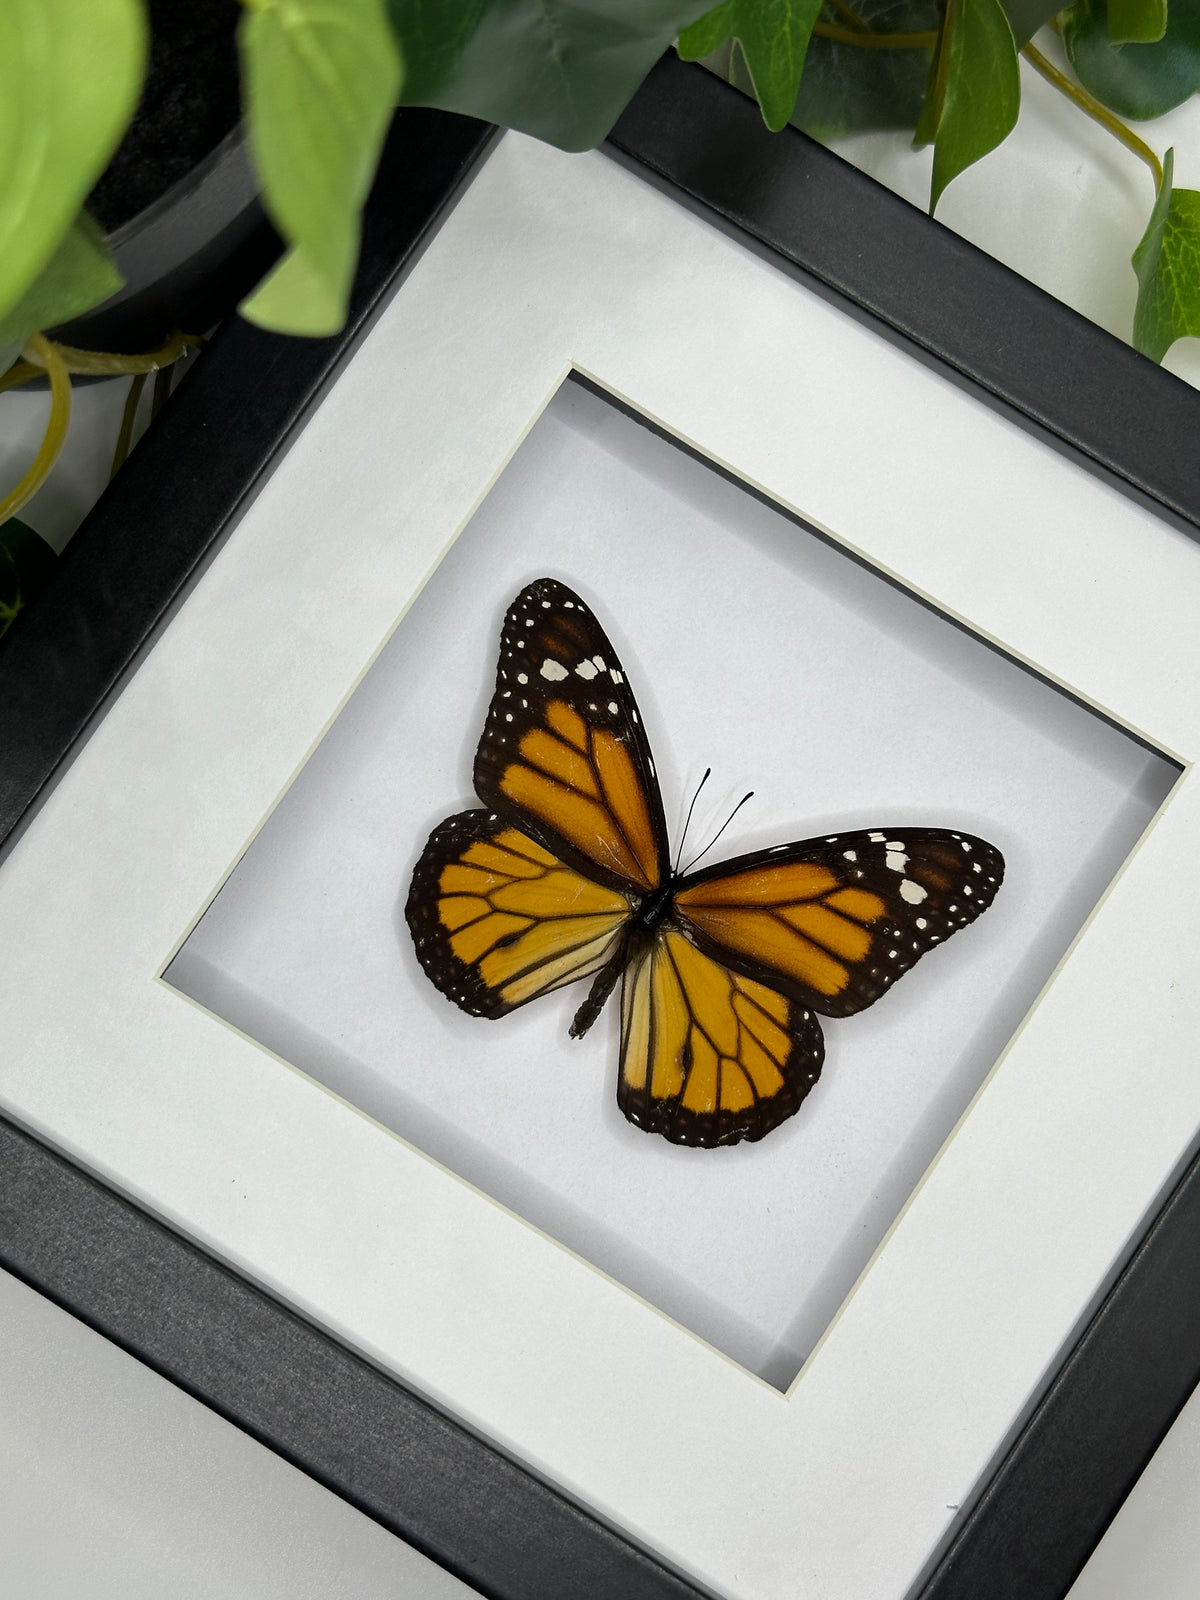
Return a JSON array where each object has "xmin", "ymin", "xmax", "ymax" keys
[{"xmin": 3, "ymin": 59, "xmax": 1200, "ymax": 1600}]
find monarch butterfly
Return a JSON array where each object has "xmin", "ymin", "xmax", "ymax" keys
[{"xmin": 406, "ymin": 578, "xmax": 1004, "ymax": 1148}]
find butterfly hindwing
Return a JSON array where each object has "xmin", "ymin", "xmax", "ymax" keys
[
  {"xmin": 406, "ymin": 809, "xmax": 633, "ymax": 1017},
  {"xmin": 472, "ymin": 578, "xmax": 670, "ymax": 896},
  {"xmin": 619, "ymin": 927, "xmax": 825, "ymax": 1147},
  {"xmin": 673, "ymin": 829, "xmax": 1004, "ymax": 1019}
]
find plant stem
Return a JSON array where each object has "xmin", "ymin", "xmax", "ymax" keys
[
  {"xmin": 814, "ymin": 19, "xmax": 938, "ymax": 45},
  {"xmin": 0, "ymin": 359, "xmax": 39, "ymax": 395},
  {"xmin": 151, "ymin": 363, "xmax": 173, "ymax": 420},
  {"xmin": 0, "ymin": 336, "xmax": 72, "ymax": 524},
  {"xmin": 39, "ymin": 330, "xmax": 202, "ymax": 378},
  {"xmin": 1022, "ymin": 41, "xmax": 1163, "ymax": 191},
  {"xmin": 111, "ymin": 373, "xmax": 148, "ymax": 478}
]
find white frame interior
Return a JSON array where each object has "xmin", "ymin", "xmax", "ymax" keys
[
  {"xmin": 164, "ymin": 374, "xmax": 1174, "ymax": 1392},
  {"xmin": 2, "ymin": 134, "xmax": 1199, "ymax": 1600}
]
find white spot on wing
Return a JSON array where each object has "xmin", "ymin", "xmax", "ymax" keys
[
  {"xmin": 608, "ymin": 701, "xmax": 618, "ymax": 714},
  {"xmin": 540, "ymin": 659, "xmax": 568, "ymax": 681},
  {"xmin": 575, "ymin": 660, "xmax": 599, "ymax": 680},
  {"xmin": 516, "ymin": 673, "xmax": 528, "ymax": 684},
  {"xmin": 900, "ymin": 880, "xmax": 927, "ymax": 904},
  {"xmin": 869, "ymin": 832, "xmax": 886, "ymax": 842},
  {"xmin": 610, "ymin": 670, "xmax": 624, "ymax": 685},
  {"xmin": 886, "ymin": 851, "xmax": 907, "ymax": 872}
]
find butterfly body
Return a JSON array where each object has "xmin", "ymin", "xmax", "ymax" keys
[{"xmin": 406, "ymin": 578, "xmax": 1004, "ymax": 1148}]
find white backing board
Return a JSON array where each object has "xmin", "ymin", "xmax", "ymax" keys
[{"xmin": 167, "ymin": 377, "xmax": 1176, "ymax": 1386}]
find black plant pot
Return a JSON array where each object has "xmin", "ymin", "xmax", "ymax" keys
[{"xmin": 48, "ymin": 129, "xmax": 280, "ymax": 355}]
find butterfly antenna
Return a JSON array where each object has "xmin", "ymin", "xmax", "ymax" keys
[
  {"xmin": 681, "ymin": 791, "xmax": 754, "ymax": 876},
  {"xmin": 673, "ymin": 767, "xmax": 711, "ymax": 876}
]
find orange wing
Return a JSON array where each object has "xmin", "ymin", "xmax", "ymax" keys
[
  {"xmin": 619, "ymin": 927, "xmax": 824, "ymax": 1147},
  {"xmin": 406, "ymin": 810, "xmax": 632, "ymax": 1017},
  {"xmin": 472, "ymin": 579, "xmax": 668, "ymax": 896},
  {"xmin": 674, "ymin": 829, "xmax": 1004, "ymax": 1018}
]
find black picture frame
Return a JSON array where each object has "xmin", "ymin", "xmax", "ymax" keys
[{"xmin": 3, "ymin": 55, "xmax": 1200, "ymax": 1600}]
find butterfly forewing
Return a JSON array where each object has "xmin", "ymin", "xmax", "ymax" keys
[
  {"xmin": 406, "ymin": 809, "xmax": 633, "ymax": 1017},
  {"xmin": 472, "ymin": 578, "xmax": 670, "ymax": 897},
  {"xmin": 619, "ymin": 928, "xmax": 825, "ymax": 1147},
  {"xmin": 673, "ymin": 829, "xmax": 1004, "ymax": 1018}
]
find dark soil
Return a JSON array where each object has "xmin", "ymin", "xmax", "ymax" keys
[{"xmin": 87, "ymin": 0, "xmax": 242, "ymax": 234}]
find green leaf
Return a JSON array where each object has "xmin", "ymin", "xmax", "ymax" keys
[
  {"xmin": 0, "ymin": 518, "xmax": 57, "ymax": 640},
  {"xmin": 1063, "ymin": 0, "xmax": 1200, "ymax": 118},
  {"xmin": 915, "ymin": 0, "xmax": 1021, "ymax": 213},
  {"xmin": 0, "ymin": 339, "xmax": 21, "ymax": 376},
  {"xmin": 0, "ymin": 0, "xmax": 145, "ymax": 327},
  {"xmin": 389, "ymin": 0, "xmax": 714, "ymax": 151},
  {"xmin": 0, "ymin": 213, "xmax": 122, "ymax": 345},
  {"xmin": 1109, "ymin": 0, "xmax": 1168, "ymax": 41},
  {"xmin": 1132, "ymin": 149, "xmax": 1200, "ymax": 361},
  {"xmin": 791, "ymin": 0, "xmax": 938, "ymax": 139},
  {"xmin": 239, "ymin": 0, "xmax": 403, "ymax": 337},
  {"xmin": 679, "ymin": 0, "xmax": 824, "ymax": 130},
  {"xmin": 997, "ymin": 0, "xmax": 1063, "ymax": 44}
]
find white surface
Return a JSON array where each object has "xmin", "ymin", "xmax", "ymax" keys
[
  {"xmin": 167, "ymin": 377, "xmax": 1172, "ymax": 1387},
  {"xmin": 2, "ymin": 134, "xmax": 1200, "ymax": 1600},
  {"xmin": 1069, "ymin": 1381, "xmax": 1200, "ymax": 1600},
  {"xmin": 0, "ymin": 1268, "xmax": 474, "ymax": 1600}
]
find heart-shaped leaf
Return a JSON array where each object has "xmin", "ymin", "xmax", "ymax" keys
[
  {"xmin": 1109, "ymin": 0, "xmax": 1168, "ymax": 42},
  {"xmin": 239, "ymin": 0, "xmax": 403, "ymax": 337},
  {"xmin": 679, "ymin": 0, "xmax": 825, "ymax": 131},
  {"xmin": 1132, "ymin": 148, "xmax": 1200, "ymax": 361},
  {"xmin": 916, "ymin": 0, "xmax": 1021, "ymax": 213},
  {"xmin": 0, "ymin": 518, "xmax": 57, "ymax": 640},
  {"xmin": 791, "ymin": 0, "xmax": 938, "ymax": 138},
  {"xmin": 0, "ymin": 0, "xmax": 145, "ymax": 327},
  {"xmin": 0, "ymin": 213, "xmax": 122, "ymax": 346},
  {"xmin": 998, "ymin": 0, "xmax": 1063, "ymax": 44},
  {"xmin": 390, "ymin": 0, "xmax": 714, "ymax": 151},
  {"xmin": 1063, "ymin": 0, "xmax": 1200, "ymax": 118}
]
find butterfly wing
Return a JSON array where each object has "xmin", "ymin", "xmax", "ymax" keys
[
  {"xmin": 406, "ymin": 810, "xmax": 633, "ymax": 1017},
  {"xmin": 472, "ymin": 578, "xmax": 670, "ymax": 897},
  {"xmin": 673, "ymin": 829, "xmax": 1004, "ymax": 1019},
  {"xmin": 619, "ymin": 927, "xmax": 824, "ymax": 1147}
]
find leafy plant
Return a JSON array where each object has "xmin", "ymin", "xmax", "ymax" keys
[
  {"xmin": 4, "ymin": 0, "xmax": 1200, "ymax": 359},
  {"xmin": 0, "ymin": 517, "xmax": 56, "ymax": 641},
  {"xmin": 3, "ymin": 0, "xmax": 1200, "ymax": 578}
]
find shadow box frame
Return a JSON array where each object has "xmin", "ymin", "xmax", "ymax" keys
[{"xmin": 3, "ymin": 54, "xmax": 1200, "ymax": 1600}]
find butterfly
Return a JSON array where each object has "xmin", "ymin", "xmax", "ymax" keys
[{"xmin": 406, "ymin": 578, "xmax": 1004, "ymax": 1148}]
